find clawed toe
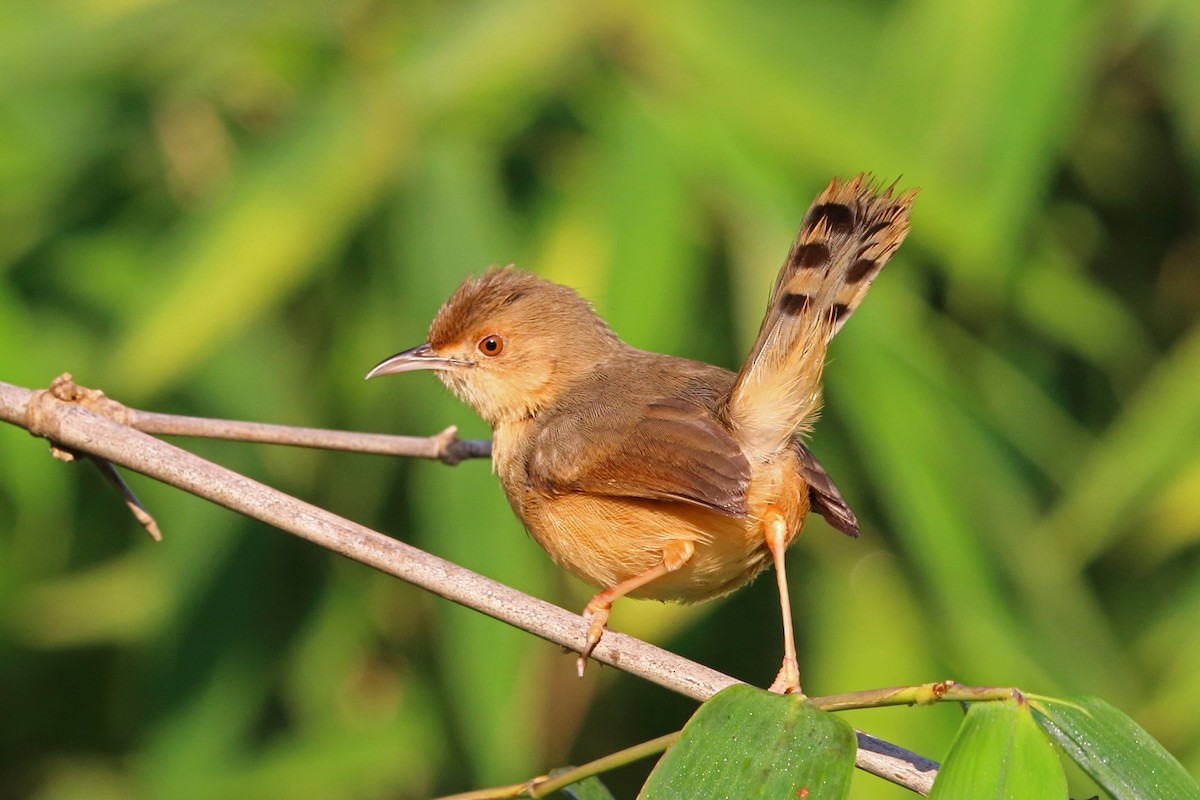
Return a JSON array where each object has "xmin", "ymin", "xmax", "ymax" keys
[
  {"xmin": 768, "ymin": 658, "xmax": 802, "ymax": 695},
  {"xmin": 577, "ymin": 605, "xmax": 610, "ymax": 677}
]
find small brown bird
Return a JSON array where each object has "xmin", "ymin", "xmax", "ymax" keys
[{"xmin": 368, "ymin": 175, "xmax": 914, "ymax": 693}]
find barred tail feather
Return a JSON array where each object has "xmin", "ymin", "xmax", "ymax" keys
[{"xmin": 729, "ymin": 174, "xmax": 916, "ymax": 462}]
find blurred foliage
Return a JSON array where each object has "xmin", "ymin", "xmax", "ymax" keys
[{"xmin": 1, "ymin": 0, "xmax": 1199, "ymax": 798}]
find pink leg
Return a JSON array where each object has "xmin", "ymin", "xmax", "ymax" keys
[
  {"xmin": 577, "ymin": 539, "xmax": 695, "ymax": 677},
  {"xmin": 764, "ymin": 509, "xmax": 802, "ymax": 695}
]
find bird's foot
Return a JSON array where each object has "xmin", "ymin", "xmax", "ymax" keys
[
  {"xmin": 577, "ymin": 601, "xmax": 611, "ymax": 677},
  {"xmin": 768, "ymin": 656, "xmax": 803, "ymax": 695}
]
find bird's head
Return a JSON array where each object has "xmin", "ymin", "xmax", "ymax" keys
[{"xmin": 367, "ymin": 266, "xmax": 620, "ymax": 426}]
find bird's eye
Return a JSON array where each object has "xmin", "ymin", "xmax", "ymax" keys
[{"xmin": 477, "ymin": 335, "xmax": 505, "ymax": 357}]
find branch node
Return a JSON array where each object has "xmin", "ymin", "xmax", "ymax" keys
[
  {"xmin": 24, "ymin": 374, "xmax": 162, "ymax": 540},
  {"xmin": 26, "ymin": 373, "xmax": 133, "ymax": 446},
  {"xmin": 435, "ymin": 425, "xmax": 488, "ymax": 466},
  {"xmin": 52, "ymin": 373, "xmax": 132, "ymax": 423},
  {"xmin": 915, "ymin": 679, "xmax": 957, "ymax": 705},
  {"xmin": 431, "ymin": 425, "xmax": 460, "ymax": 463}
]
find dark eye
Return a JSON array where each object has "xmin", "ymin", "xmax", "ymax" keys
[{"xmin": 477, "ymin": 335, "xmax": 505, "ymax": 356}]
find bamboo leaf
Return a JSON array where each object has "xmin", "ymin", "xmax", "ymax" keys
[
  {"xmin": 929, "ymin": 698, "xmax": 1066, "ymax": 799},
  {"xmin": 1033, "ymin": 696, "xmax": 1200, "ymax": 800},
  {"xmin": 639, "ymin": 685, "xmax": 855, "ymax": 800}
]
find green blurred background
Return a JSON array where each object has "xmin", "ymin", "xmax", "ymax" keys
[{"xmin": 2, "ymin": 0, "xmax": 1199, "ymax": 797}]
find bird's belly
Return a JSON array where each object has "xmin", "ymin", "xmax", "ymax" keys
[{"xmin": 525, "ymin": 493, "xmax": 791, "ymax": 603}]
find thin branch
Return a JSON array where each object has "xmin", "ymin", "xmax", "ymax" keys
[
  {"xmin": 7, "ymin": 374, "xmax": 491, "ymax": 465},
  {"xmin": 436, "ymin": 732, "xmax": 684, "ymax": 800},
  {"xmin": 812, "ymin": 681, "xmax": 1020, "ymax": 712},
  {"xmin": 529, "ymin": 733, "xmax": 683, "ymax": 798},
  {"xmin": 0, "ymin": 377, "xmax": 937, "ymax": 795},
  {"xmin": 129, "ymin": 409, "xmax": 492, "ymax": 465}
]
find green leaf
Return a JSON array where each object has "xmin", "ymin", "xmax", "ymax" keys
[
  {"xmin": 547, "ymin": 770, "xmax": 616, "ymax": 800},
  {"xmin": 1033, "ymin": 696, "xmax": 1200, "ymax": 800},
  {"xmin": 930, "ymin": 698, "xmax": 1066, "ymax": 799},
  {"xmin": 639, "ymin": 685, "xmax": 856, "ymax": 800}
]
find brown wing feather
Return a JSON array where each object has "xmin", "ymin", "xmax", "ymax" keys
[
  {"xmin": 528, "ymin": 397, "xmax": 751, "ymax": 517},
  {"xmin": 793, "ymin": 440, "xmax": 859, "ymax": 537}
]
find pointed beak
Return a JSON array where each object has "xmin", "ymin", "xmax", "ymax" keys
[{"xmin": 365, "ymin": 343, "xmax": 460, "ymax": 379}]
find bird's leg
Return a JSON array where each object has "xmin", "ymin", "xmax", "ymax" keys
[
  {"xmin": 764, "ymin": 508, "xmax": 802, "ymax": 695},
  {"xmin": 578, "ymin": 539, "xmax": 695, "ymax": 677}
]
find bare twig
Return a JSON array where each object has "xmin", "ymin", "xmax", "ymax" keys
[
  {"xmin": 129, "ymin": 409, "xmax": 492, "ymax": 465},
  {"xmin": 16, "ymin": 374, "xmax": 492, "ymax": 465},
  {"xmin": 0, "ymin": 377, "xmax": 937, "ymax": 795}
]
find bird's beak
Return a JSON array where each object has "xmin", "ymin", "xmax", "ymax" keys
[{"xmin": 365, "ymin": 343, "xmax": 458, "ymax": 379}]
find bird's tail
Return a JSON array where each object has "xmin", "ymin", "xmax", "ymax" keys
[{"xmin": 728, "ymin": 174, "xmax": 916, "ymax": 462}]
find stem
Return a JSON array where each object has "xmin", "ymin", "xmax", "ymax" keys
[
  {"xmin": 528, "ymin": 732, "xmax": 681, "ymax": 797},
  {"xmin": 129, "ymin": 409, "xmax": 492, "ymax": 465},
  {"xmin": 434, "ymin": 781, "xmax": 532, "ymax": 800},
  {"xmin": 811, "ymin": 681, "xmax": 1021, "ymax": 712}
]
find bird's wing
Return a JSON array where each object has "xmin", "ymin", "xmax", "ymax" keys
[
  {"xmin": 793, "ymin": 440, "xmax": 859, "ymax": 537},
  {"xmin": 527, "ymin": 397, "xmax": 751, "ymax": 517}
]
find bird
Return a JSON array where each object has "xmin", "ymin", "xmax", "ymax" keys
[{"xmin": 367, "ymin": 174, "xmax": 915, "ymax": 693}]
